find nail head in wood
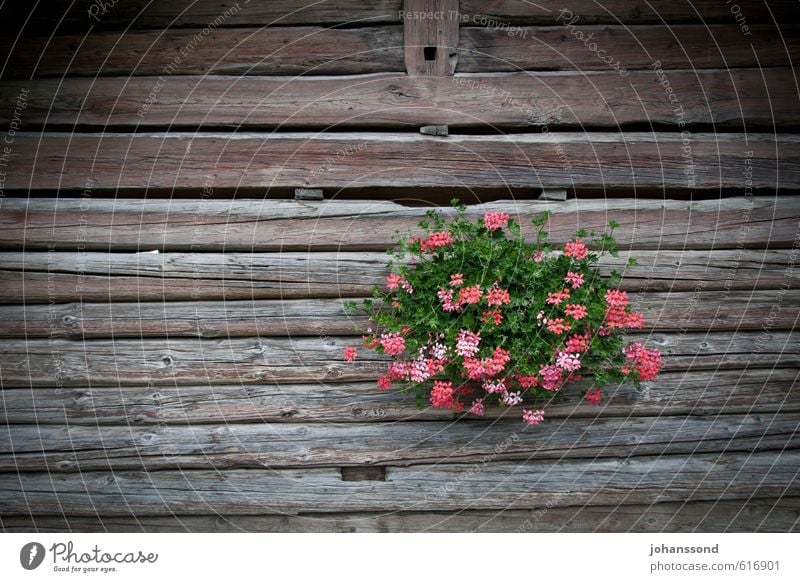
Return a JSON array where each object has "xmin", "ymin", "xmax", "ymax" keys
[
  {"xmin": 539, "ymin": 188, "xmax": 568, "ymax": 201},
  {"xmin": 295, "ymin": 188, "xmax": 324, "ymax": 201},
  {"xmin": 420, "ymin": 125, "xmax": 449, "ymax": 136}
]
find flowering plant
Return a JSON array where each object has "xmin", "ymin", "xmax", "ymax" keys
[{"xmin": 344, "ymin": 202, "xmax": 663, "ymax": 425}]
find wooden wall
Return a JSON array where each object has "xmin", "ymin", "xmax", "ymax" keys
[{"xmin": 0, "ymin": 0, "xmax": 798, "ymax": 532}]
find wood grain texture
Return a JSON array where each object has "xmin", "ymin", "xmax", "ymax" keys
[
  {"xmin": 1, "ymin": 249, "xmax": 793, "ymax": 303},
  {"xmin": 0, "ymin": 197, "xmax": 795, "ymax": 252},
  {"xmin": 0, "ymin": 289, "xmax": 796, "ymax": 338},
  {"xmin": 4, "ymin": 498, "xmax": 798, "ymax": 531},
  {"xmin": 0, "ymin": 332, "xmax": 796, "ymax": 388},
  {"xmin": 457, "ymin": 24, "xmax": 800, "ymax": 72},
  {"xmin": 1, "ymin": 451, "xmax": 798, "ymax": 514},
  {"xmin": 404, "ymin": 0, "xmax": 459, "ymax": 76},
  {"xmin": 2, "ymin": 133, "xmax": 797, "ymax": 191},
  {"xmin": 459, "ymin": 0, "xmax": 799, "ymax": 24},
  {"xmin": 3, "ymin": 414, "xmax": 797, "ymax": 472},
  {"xmin": 2, "ymin": 68, "xmax": 795, "ymax": 129},
  {"xmin": 2, "ymin": 369, "xmax": 796, "ymax": 425},
  {"xmin": 0, "ymin": 26, "xmax": 405, "ymax": 78},
  {"xmin": 0, "ymin": 1, "xmax": 401, "ymax": 33}
]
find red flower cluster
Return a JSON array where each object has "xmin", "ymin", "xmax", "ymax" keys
[
  {"xmin": 622, "ymin": 343, "xmax": 663, "ymax": 381},
  {"xmin": 483, "ymin": 211, "xmax": 510, "ymax": 231},
  {"xmin": 564, "ymin": 238, "xmax": 589, "ymax": 260},
  {"xmin": 420, "ymin": 231, "xmax": 455, "ymax": 253}
]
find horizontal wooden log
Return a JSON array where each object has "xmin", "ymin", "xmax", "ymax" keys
[
  {"xmin": 4, "ymin": 497, "xmax": 799, "ymax": 531},
  {"xmin": 0, "ymin": 298, "xmax": 366, "ymax": 338},
  {"xmin": 2, "ymin": 414, "xmax": 797, "ymax": 472},
  {"xmin": 0, "ymin": 289, "xmax": 796, "ymax": 339},
  {"xmin": 2, "ymin": 68, "xmax": 795, "ymax": 128},
  {"xmin": 457, "ymin": 25, "xmax": 800, "ymax": 72},
  {"xmin": 1, "ymin": 197, "xmax": 793, "ymax": 252},
  {"xmin": 0, "ymin": 332, "xmax": 796, "ymax": 388},
  {"xmin": 2, "ymin": 369, "xmax": 796, "ymax": 425},
  {"xmin": 2, "ymin": 133, "xmax": 798, "ymax": 191},
  {"xmin": 459, "ymin": 1, "xmax": 799, "ymax": 25},
  {"xmin": 0, "ymin": 26, "xmax": 405, "ymax": 78},
  {"xmin": 1, "ymin": 249, "xmax": 794, "ymax": 303},
  {"xmin": 1, "ymin": 451, "xmax": 798, "ymax": 514},
  {"xmin": 0, "ymin": 1, "xmax": 401, "ymax": 33}
]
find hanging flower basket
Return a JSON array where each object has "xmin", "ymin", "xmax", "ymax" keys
[{"xmin": 344, "ymin": 201, "xmax": 663, "ymax": 425}]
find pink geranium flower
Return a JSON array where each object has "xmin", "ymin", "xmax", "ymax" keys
[
  {"xmin": 483, "ymin": 211, "xmax": 510, "ymax": 231},
  {"xmin": 564, "ymin": 271, "xmax": 584, "ymax": 289},
  {"xmin": 486, "ymin": 284, "xmax": 511, "ymax": 306},
  {"xmin": 564, "ymin": 238, "xmax": 589, "ymax": 260},
  {"xmin": 522, "ymin": 409, "xmax": 545, "ymax": 425}
]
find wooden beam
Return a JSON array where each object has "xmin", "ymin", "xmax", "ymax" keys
[
  {"xmin": 4, "ymin": 498, "xmax": 798, "ymax": 531},
  {"xmin": 2, "ymin": 132, "xmax": 797, "ymax": 190},
  {"xmin": 2, "ymin": 369, "xmax": 796, "ymax": 425},
  {"xmin": 0, "ymin": 249, "xmax": 793, "ymax": 303},
  {"xmin": 0, "ymin": 197, "xmax": 796, "ymax": 251},
  {"xmin": 0, "ymin": 26, "xmax": 405, "ymax": 78},
  {"xmin": 2, "ymin": 69, "xmax": 794, "ymax": 129},
  {"xmin": 0, "ymin": 290, "xmax": 796, "ymax": 338},
  {"xmin": 457, "ymin": 24, "xmax": 800, "ymax": 72},
  {"xmin": 403, "ymin": 0, "xmax": 459, "ymax": 76},
  {"xmin": 1, "ymin": 451, "xmax": 798, "ymax": 514},
  {"xmin": 458, "ymin": 0, "xmax": 800, "ymax": 25},
  {"xmin": 0, "ymin": 332, "xmax": 796, "ymax": 388},
  {"xmin": 2, "ymin": 414, "xmax": 797, "ymax": 472},
  {"xmin": 0, "ymin": 1, "xmax": 402, "ymax": 33}
]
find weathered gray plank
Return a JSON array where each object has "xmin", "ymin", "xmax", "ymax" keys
[
  {"xmin": 0, "ymin": 332, "xmax": 796, "ymax": 388},
  {"xmin": 0, "ymin": 27, "xmax": 405, "ymax": 78},
  {"xmin": 0, "ymin": 298, "xmax": 367, "ymax": 338},
  {"xmin": 2, "ymin": 133, "xmax": 797, "ymax": 191},
  {"xmin": 0, "ymin": 197, "xmax": 794, "ymax": 251},
  {"xmin": 2, "ymin": 369, "xmax": 796, "ymax": 425},
  {"xmin": 2, "ymin": 69, "xmax": 794, "ymax": 129},
  {"xmin": 0, "ymin": 249, "xmax": 794, "ymax": 303},
  {"xmin": 0, "ymin": 0, "xmax": 401, "ymax": 33},
  {"xmin": 459, "ymin": 0, "xmax": 799, "ymax": 24},
  {"xmin": 0, "ymin": 289, "xmax": 796, "ymax": 339},
  {"xmin": 1, "ymin": 451, "xmax": 798, "ymax": 514},
  {"xmin": 2, "ymin": 414, "xmax": 797, "ymax": 472},
  {"xmin": 458, "ymin": 25, "xmax": 800, "ymax": 72},
  {"xmin": 4, "ymin": 498, "xmax": 798, "ymax": 532}
]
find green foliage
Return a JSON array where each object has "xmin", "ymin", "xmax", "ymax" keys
[{"xmin": 355, "ymin": 206, "xmax": 654, "ymax": 413}]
